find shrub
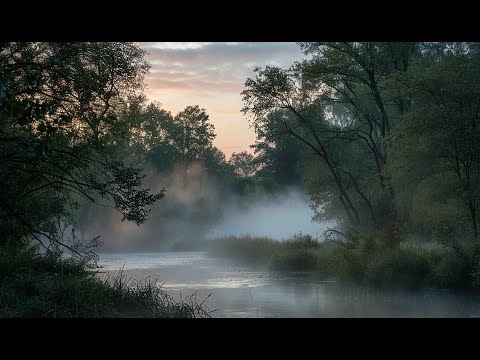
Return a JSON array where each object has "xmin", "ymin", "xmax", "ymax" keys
[
  {"xmin": 269, "ymin": 249, "xmax": 318, "ymax": 271},
  {"xmin": 282, "ymin": 233, "xmax": 320, "ymax": 250},
  {"xmin": 428, "ymin": 250, "xmax": 467, "ymax": 288},
  {"xmin": 364, "ymin": 247, "xmax": 431, "ymax": 289},
  {"xmin": 206, "ymin": 235, "xmax": 275, "ymax": 265},
  {"xmin": 332, "ymin": 231, "xmax": 379, "ymax": 282},
  {"xmin": 380, "ymin": 223, "xmax": 402, "ymax": 249},
  {"xmin": 336, "ymin": 247, "xmax": 367, "ymax": 282}
]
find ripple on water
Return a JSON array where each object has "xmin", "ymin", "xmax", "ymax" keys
[
  {"xmin": 97, "ymin": 251, "xmax": 480, "ymax": 318},
  {"xmin": 97, "ymin": 251, "xmax": 208, "ymax": 271}
]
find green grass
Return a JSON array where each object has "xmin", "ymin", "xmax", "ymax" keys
[
  {"xmin": 206, "ymin": 233, "xmax": 337, "ymax": 272},
  {"xmin": 205, "ymin": 231, "xmax": 480, "ymax": 290},
  {"xmin": 206, "ymin": 235, "xmax": 277, "ymax": 265},
  {"xmin": 363, "ymin": 247, "xmax": 432, "ymax": 289},
  {"xmin": 0, "ymin": 246, "xmax": 210, "ymax": 318},
  {"xmin": 270, "ymin": 249, "xmax": 318, "ymax": 271}
]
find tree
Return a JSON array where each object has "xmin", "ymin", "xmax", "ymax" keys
[
  {"xmin": 242, "ymin": 66, "xmax": 377, "ymax": 226},
  {"xmin": 242, "ymin": 43, "xmax": 430, "ymax": 228},
  {"xmin": 250, "ymin": 113, "xmax": 306, "ymax": 188},
  {"xmin": 388, "ymin": 43, "xmax": 480, "ymax": 239},
  {"xmin": 203, "ymin": 146, "xmax": 235, "ymax": 179},
  {"xmin": 297, "ymin": 42, "xmax": 419, "ymax": 214},
  {"xmin": 170, "ymin": 105, "xmax": 215, "ymax": 168},
  {"xmin": 0, "ymin": 42, "xmax": 164, "ymax": 251},
  {"xmin": 229, "ymin": 151, "xmax": 256, "ymax": 178},
  {"xmin": 145, "ymin": 105, "xmax": 216, "ymax": 175}
]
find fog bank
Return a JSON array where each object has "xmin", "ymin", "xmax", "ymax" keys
[
  {"xmin": 77, "ymin": 164, "xmax": 332, "ymax": 251},
  {"xmin": 206, "ymin": 189, "xmax": 335, "ymax": 240}
]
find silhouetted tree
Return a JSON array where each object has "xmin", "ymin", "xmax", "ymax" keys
[{"xmin": 0, "ymin": 42, "xmax": 164, "ymax": 251}]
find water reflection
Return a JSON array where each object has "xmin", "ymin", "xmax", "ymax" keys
[{"xmin": 97, "ymin": 251, "xmax": 480, "ymax": 318}]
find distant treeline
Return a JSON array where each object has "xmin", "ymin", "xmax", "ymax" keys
[{"xmin": 0, "ymin": 42, "xmax": 303, "ymax": 253}]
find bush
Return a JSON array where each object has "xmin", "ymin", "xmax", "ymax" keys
[
  {"xmin": 336, "ymin": 248, "xmax": 368, "ymax": 282},
  {"xmin": 206, "ymin": 232, "xmax": 479, "ymax": 290},
  {"xmin": 380, "ymin": 223, "xmax": 402, "ymax": 249},
  {"xmin": 207, "ymin": 234, "xmax": 323, "ymax": 269},
  {"xmin": 313, "ymin": 241, "xmax": 339, "ymax": 274},
  {"xmin": 426, "ymin": 249, "xmax": 467, "ymax": 288},
  {"xmin": 282, "ymin": 233, "xmax": 320, "ymax": 250},
  {"xmin": 269, "ymin": 249, "xmax": 318, "ymax": 271},
  {"xmin": 333, "ymin": 232, "xmax": 379, "ymax": 282},
  {"xmin": 206, "ymin": 235, "xmax": 275, "ymax": 265},
  {"xmin": 364, "ymin": 247, "xmax": 431, "ymax": 289}
]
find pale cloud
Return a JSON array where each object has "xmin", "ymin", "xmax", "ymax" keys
[
  {"xmin": 140, "ymin": 42, "xmax": 242, "ymax": 51},
  {"xmin": 139, "ymin": 42, "xmax": 304, "ymax": 158},
  {"xmin": 145, "ymin": 42, "xmax": 213, "ymax": 50}
]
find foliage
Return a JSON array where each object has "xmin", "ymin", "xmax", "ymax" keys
[
  {"xmin": 207, "ymin": 233, "xmax": 334, "ymax": 272},
  {"xmin": 0, "ymin": 42, "xmax": 164, "ymax": 251},
  {"xmin": 229, "ymin": 151, "xmax": 257, "ymax": 178},
  {"xmin": 0, "ymin": 245, "xmax": 210, "ymax": 317},
  {"xmin": 387, "ymin": 43, "xmax": 480, "ymax": 239},
  {"xmin": 242, "ymin": 41, "xmax": 480, "ymax": 248},
  {"xmin": 206, "ymin": 229, "xmax": 480, "ymax": 290},
  {"xmin": 363, "ymin": 247, "xmax": 431, "ymax": 289}
]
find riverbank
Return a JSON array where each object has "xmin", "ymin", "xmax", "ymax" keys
[
  {"xmin": 0, "ymin": 246, "xmax": 209, "ymax": 317},
  {"xmin": 204, "ymin": 233, "xmax": 480, "ymax": 290},
  {"xmin": 94, "ymin": 250, "xmax": 480, "ymax": 317}
]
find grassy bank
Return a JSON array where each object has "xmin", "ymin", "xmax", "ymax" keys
[
  {"xmin": 0, "ymin": 246, "xmax": 210, "ymax": 318},
  {"xmin": 206, "ymin": 232, "xmax": 480, "ymax": 290},
  {"xmin": 207, "ymin": 234, "xmax": 337, "ymax": 271}
]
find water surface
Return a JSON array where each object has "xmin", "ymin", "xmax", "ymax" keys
[{"xmin": 97, "ymin": 251, "xmax": 480, "ymax": 318}]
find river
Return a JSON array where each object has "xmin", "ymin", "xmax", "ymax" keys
[{"xmin": 97, "ymin": 251, "xmax": 480, "ymax": 317}]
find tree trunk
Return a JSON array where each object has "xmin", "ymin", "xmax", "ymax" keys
[
  {"xmin": 469, "ymin": 203, "xmax": 478, "ymax": 239},
  {"xmin": 348, "ymin": 172, "xmax": 377, "ymax": 226}
]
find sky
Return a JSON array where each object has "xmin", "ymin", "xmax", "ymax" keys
[{"xmin": 138, "ymin": 42, "xmax": 305, "ymax": 158}]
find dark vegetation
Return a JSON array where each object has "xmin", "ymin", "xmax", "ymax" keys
[
  {"xmin": 206, "ymin": 233, "xmax": 480, "ymax": 290},
  {"xmin": 207, "ymin": 234, "xmax": 323, "ymax": 270},
  {"xmin": 0, "ymin": 42, "xmax": 302, "ymax": 316},
  {"xmin": 237, "ymin": 42, "xmax": 480, "ymax": 290},
  {"xmin": 0, "ymin": 245, "xmax": 210, "ymax": 317},
  {"xmin": 2, "ymin": 42, "xmax": 480, "ymax": 317},
  {"xmin": 0, "ymin": 43, "xmax": 214, "ymax": 316},
  {"xmin": 171, "ymin": 42, "xmax": 480, "ymax": 291}
]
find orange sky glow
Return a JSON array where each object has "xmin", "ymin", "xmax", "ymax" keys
[{"xmin": 138, "ymin": 42, "xmax": 304, "ymax": 159}]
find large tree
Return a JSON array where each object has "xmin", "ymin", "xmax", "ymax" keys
[
  {"xmin": 388, "ymin": 42, "xmax": 480, "ymax": 239},
  {"xmin": 242, "ymin": 43, "xmax": 424, "ymax": 228},
  {"xmin": 145, "ymin": 105, "xmax": 216, "ymax": 175},
  {"xmin": 297, "ymin": 43, "xmax": 419, "ymax": 213},
  {"xmin": 0, "ymin": 42, "xmax": 164, "ymax": 251},
  {"xmin": 242, "ymin": 66, "xmax": 378, "ymax": 226}
]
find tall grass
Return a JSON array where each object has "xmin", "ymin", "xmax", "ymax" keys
[
  {"xmin": 0, "ymin": 246, "xmax": 210, "ymax": 318},
  {"xmin": 207, "ymin": 235, "xmax": 277, "ymax": 265},
  {"xmin": 206, "ymin": 230, "xmax": 480, "ymax": 290},
  {"xmin": 206, "ymin": 233, "xmax": 336, "ymax": 272}
]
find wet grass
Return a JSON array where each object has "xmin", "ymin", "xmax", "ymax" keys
[
  {"xmin": 205, "ymin": 232, "xmax": 480, "ymax": 290},
  {"xmin": 0, "ymin": 246, "xmax": 210, "ymax": 318},
  {"xmin": 206, "ymin": 233, "xmax": 336, "ymax": 272}
]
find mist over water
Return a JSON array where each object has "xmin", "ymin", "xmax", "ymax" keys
[
  {"xmin": 83, "ymin": 163, "xmax": 333, "ymax": 252},
  {"xmin": 90, "ymin": 163, "xmax": 478, "ymax": 318},
  {"xmin": 97, "ymin": 251, "xmax": 480, "ymax": 318},
  {"xmin": 206, "ymin": 189, "xmax": 335, "ymax": 240}
]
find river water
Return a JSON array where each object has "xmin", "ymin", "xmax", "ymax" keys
[{"xmin": 97, "ymin": 251, "xmax": 480, "ymax": 317}]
